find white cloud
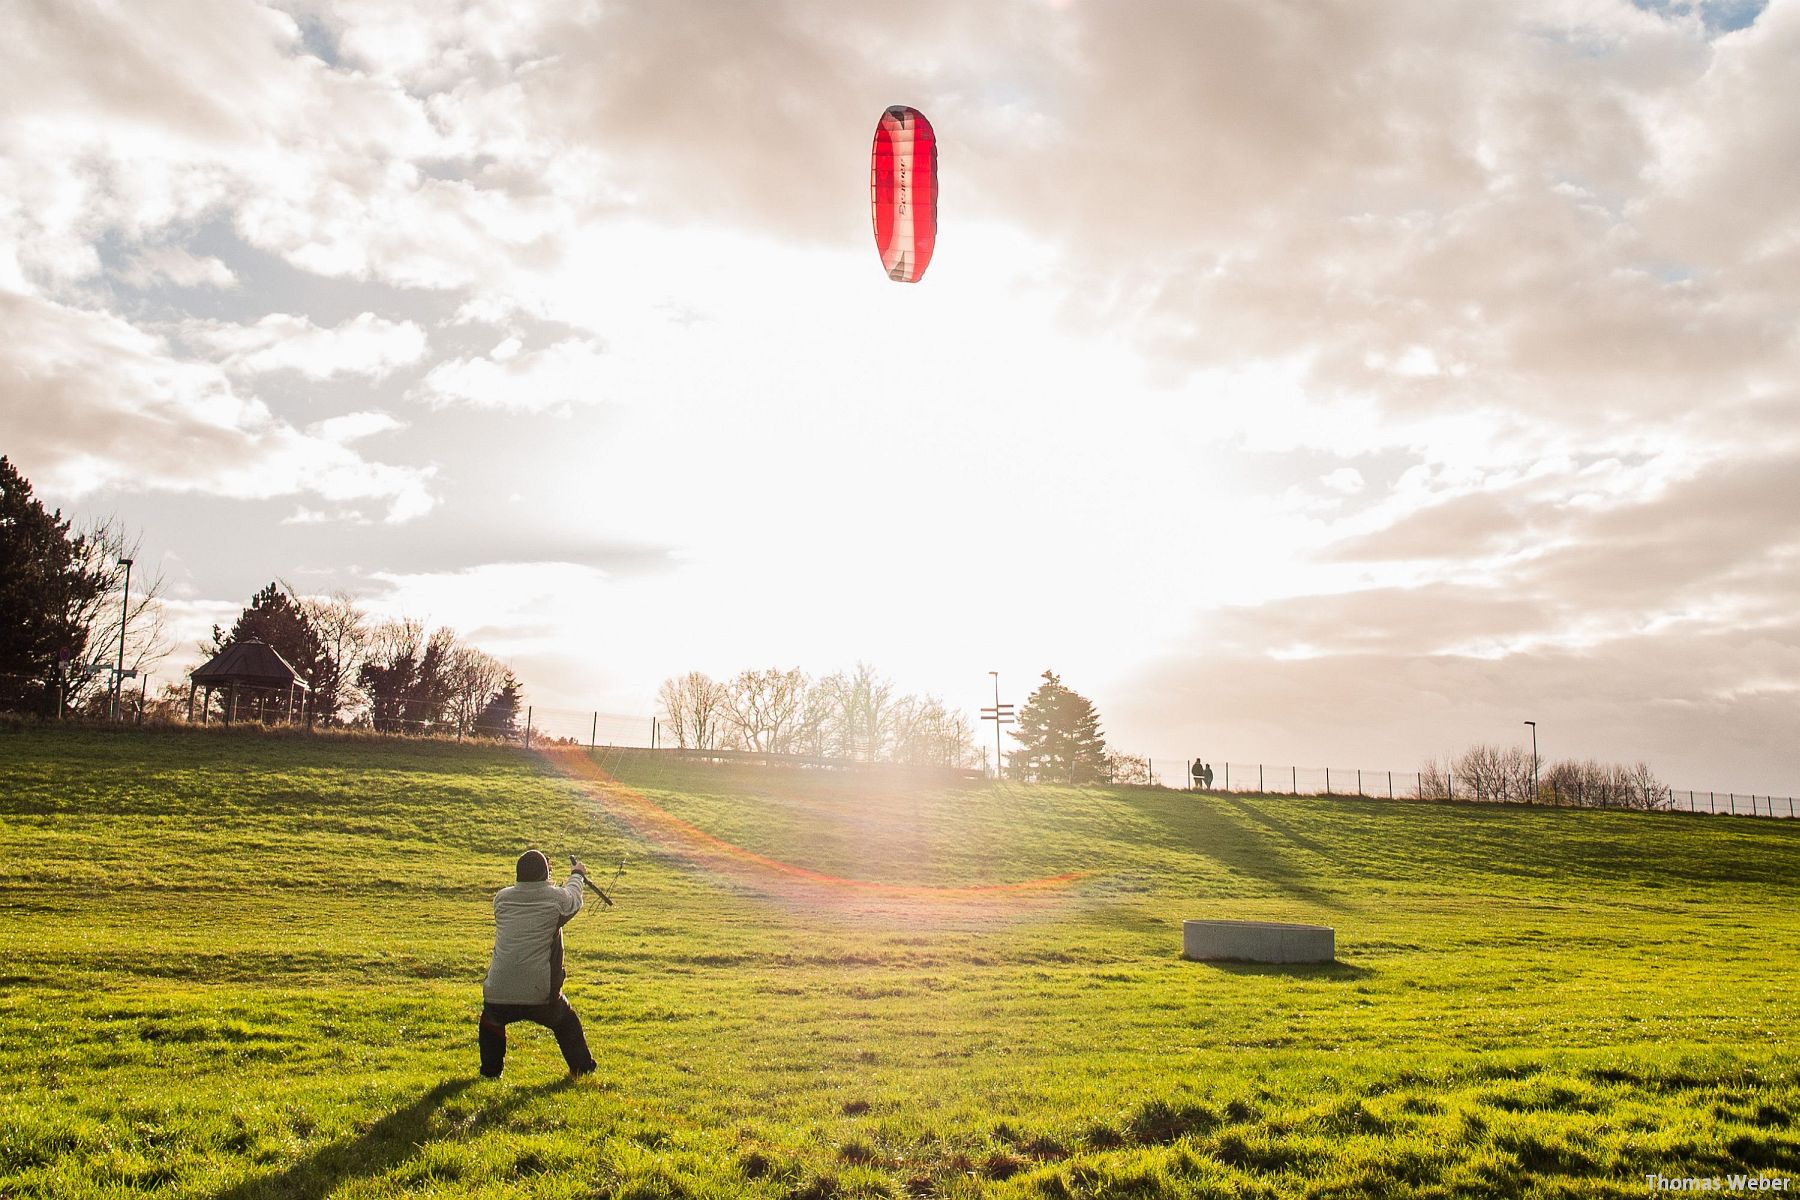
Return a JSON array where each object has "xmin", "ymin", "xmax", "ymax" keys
[
  {"xmin": 311, "ymin": 410, "xmax": 406, "ymax": 443},
  {"xmin": 122, "ymin": 246, "xmax": 238, "ymax": 289},
  {"xmin": 413, "ymin": 337, "xmax": 608, "ymax": 412},
  {"xmin": 0, "ymin": 291, "xmax": 436, "ymax": 523},
  {"xmin": 181, "ymin": 312, "xmax": 427, "ymax": 380}
]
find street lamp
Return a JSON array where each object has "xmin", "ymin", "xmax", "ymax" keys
[
  {"xmin": 1523, "ymin": 720, "xmax": 1539, "ymax": 803},
  {"xmin": 114, "ymin": 557, "xmax": 133, "ymax": 721}
]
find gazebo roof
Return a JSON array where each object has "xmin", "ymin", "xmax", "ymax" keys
[{"xmin": 190, "ymin": 639, "xmax": 310, "ymax": 690}]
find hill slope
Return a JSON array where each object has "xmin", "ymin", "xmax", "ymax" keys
[{"xmin": 1, "ymin": 726, "xmax": 1796, "ymax": 1198}]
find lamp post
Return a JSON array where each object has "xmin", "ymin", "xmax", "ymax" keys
[
  {"xmin": 113, "ymin": 557, "xmax": 134, "ymax": 721},
  {"xmin": 1524, "ymin": 720, "xmax": 1539, "ymax": 803}
]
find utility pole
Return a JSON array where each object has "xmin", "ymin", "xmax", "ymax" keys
[
  {"xmin": 1524, "ymin": 720, "xmax": 1539, "ymax": 802},
  {"xmin": 113, "ymin": 557, "xmax": 133, "ymax": 721},
  {"xmin": 981, "ymin": 671, "xmax": 1014, "ymax": 781}
]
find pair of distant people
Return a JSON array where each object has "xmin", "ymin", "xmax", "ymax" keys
[{"xmin": 1191, "ymin": 759, "xmax": 1215, "ymax": 789}]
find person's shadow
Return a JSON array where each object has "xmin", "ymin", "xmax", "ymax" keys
[{"xmin": 209, "ymin": 1076, "xmax": 570, "ymax": 1200}]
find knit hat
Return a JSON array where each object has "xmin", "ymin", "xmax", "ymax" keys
[{"xmin": 516, "ymin": 849, "xmax": 549, "ymax": 882}]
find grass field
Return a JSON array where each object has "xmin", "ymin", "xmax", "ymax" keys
[{"xmin": 1, "ymin": 724, "xmax": 1796, "ymax": 1198}]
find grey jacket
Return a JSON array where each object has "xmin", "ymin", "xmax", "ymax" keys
[{"xmin": 483, "ymin": 874, "xmax": 585, "ymax": 1005}]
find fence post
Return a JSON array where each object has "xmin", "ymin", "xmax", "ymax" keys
[
  {"xmin": 1388, "ymin": 771, "xmax": 1393, "ymax": 799},
  {"xmin": 1357, "ymin": 769, "xmax": 1362, "ymax": 797},
  {"xmin": 1326, "ymin": 767, "xmax": 1331, "ymax": 795},
  {"xmin": 1186, "ymin": 759, "xmax": 1192, "ymax": 790},
  {"xmin": 1729, "ymin": 793, "xmax": 1735, "ymax": 815},
  {"xmin": 1259, "ymin": 763, "xmax": 1264, "ymax": 793},
  {"xmin": 1224, "ymin": 762, "xmax": 1230, "ymax": 790},
  {"xmin": 1291, "ymin": 765, "xmax": 1297, "ymax": 794},
  {"xmin": 591, "ymin": 712, "xmax": 597, "ymax": 749},
  {"xmin": 525, "ymin": 706, "xmax": 532, "ymax": 749}
]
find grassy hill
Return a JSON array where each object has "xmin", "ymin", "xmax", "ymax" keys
[{"xmin": 1, "ymin": 725, "xmax": 1796, "ymax": 1198}]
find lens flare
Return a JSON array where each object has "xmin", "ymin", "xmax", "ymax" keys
[{"xmin": 544, "ymin": 749, "xmax": 1086, "ymax": 915}]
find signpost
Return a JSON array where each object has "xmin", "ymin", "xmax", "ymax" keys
[{"xmin": 981, "ymin": 671, "xmax": 1014, "ymax": 781}]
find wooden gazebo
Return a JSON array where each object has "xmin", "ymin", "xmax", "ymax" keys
[{"xmin": 187, "ymin": 640, "xmax": 311, "ymax": 726}]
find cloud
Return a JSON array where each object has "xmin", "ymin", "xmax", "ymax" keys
[
  {"xmin": 1116, "ymin": 445, "xmax": 1800, "ymax": 789},
  {"xmin": 0, "ymin": 0, "xmax": 564, "ymax": 296},
  {"xmin": 413, "ymin": 336, "xmax": 608, "ymax": 412},
  {"xmin": 3, "ymin": 0, "xmax": 1793, "ymax": 787},
  {"xmin": 121, "ymin": 246, "xmax": 238, "ymax": 289},
  {"xmin": 1119, "ymin": 619, "xmax": 1800, "ymax": 793},
  {"xmin": 310, "ymin": 410, "xmax": 405, "ymax": 443},
  {"xmin": 0, "ymin": 290, "xmax": 435, "ymax": 522},
  {"xmin": 180, "ymin": 311, "xmax": 427, "ymax": 379}
]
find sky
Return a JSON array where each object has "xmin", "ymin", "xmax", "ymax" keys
[{"xmin": 2, "ymin": 0, "xmax": 1795, "ymax": 792}]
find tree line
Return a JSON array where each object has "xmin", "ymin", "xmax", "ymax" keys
[
  {"xmin": 0, "ymin": 456, "xmax": 170, "ymax": 714},
  {"xmin": 1420, "ymin": 744, "xmax": 1668, "ymax": 810},
  {"xmin": 205, "ymin": 581, "xmax": 524, "ymax": 736},
  {"xmin": 657, "ymin": 664, "xmax": 981, "ymax": 768},
  {"xmin": 1, "ymin": 454, "xmax": 524, "ymax": 733},
  {"xmin": 656, "ymin": 665, "xmax": 1128, "ymax": 782}
]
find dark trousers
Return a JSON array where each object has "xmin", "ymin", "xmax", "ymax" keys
[{"xmin": 478, "ymin": 994, "xmax": 596, "ymax": 1078}]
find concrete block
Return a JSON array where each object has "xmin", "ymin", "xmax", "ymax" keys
[{"xmin": 1182, "ymin": 919, "xmax": 1335, "ymax": 964}]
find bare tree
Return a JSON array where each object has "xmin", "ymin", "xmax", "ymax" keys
[
  {"xmin": 888, "ymin": 694, "xmax": 980, "ymax": 767},
  {"xmin": 789, "ymin": 677, "xmax": 836, "ymax": 758},
  {"xmin": 1105, "ymin": 751, "xmax": 1153, "ymax": 786},
  {"xmin": 665, "ymin": 662, "xmax": 975, "ymax": 768},
  {"xmin": 1431, "ymin": 750, "xmax": 1668, "ymax": 812},
  {"xmin": 298, "ymin": 589, "xmax": 369, "ymax": 725},
  {"xmin": 722, "ymin": 667, "xmax": 809, "ymax": 752},
  {"xmin": 1454, "ymin": 744, "xmax": 1534, "ymax": 803},
  {"xmin": 359, "ymin": 618, "xmax": 425, "ymax": 731},
  {"xmin": 657, "ymin": 671, "xmax": 731, "ymax": 749},
  {"xmin": 1622, "ymin": 762, "xmax": 1668, "ymax": 811},
  {"xmin": 1419, "ymin": 757, "xmax": 1452, "ymax": 800},
  {"xmin": 806, "ymin": 662, "xmax": 901, "ymax": 761},
  {"xmin": 68, "ymin": 518, "xmax": 169, "ymax": 713},
  {"xmin": 445, "ymin": 643, "xmax": 509, "ymax": 737}
]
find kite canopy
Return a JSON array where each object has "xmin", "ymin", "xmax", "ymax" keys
[{"xmin": 870, "ymin": 106, "xmax": 937, "ymax": 283}]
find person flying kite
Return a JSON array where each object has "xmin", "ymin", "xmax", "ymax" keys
[{"xmin": 477, "ymin": 850, "xmax": 599, "ymax": 1080}]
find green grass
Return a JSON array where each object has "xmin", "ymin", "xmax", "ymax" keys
[{"xmin": 1, "ymin": 724, "xmax": 1796, "ymax": 1198}]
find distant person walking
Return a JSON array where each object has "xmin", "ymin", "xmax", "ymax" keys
[
  {"xmin": 479, "ymin": 850, "xmax": 599, "ymax": 1080},
  {"xmin": 1191, "ymin": 758, "xmax": 1205, "ymax": 790},
  {"xmin": 1202, "ymin": 762, "xmax": 1215, "ymax": 789}
]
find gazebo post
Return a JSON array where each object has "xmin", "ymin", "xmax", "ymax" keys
[
  {"xmin": 187, "ymin": 682, "xmax": 196, "ymax": 723},
  {"xmin": 227, "ymin": 683, "xmax": 238, "ymax": 726}
]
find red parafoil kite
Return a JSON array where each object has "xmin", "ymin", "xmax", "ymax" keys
[{"xmin": 870, "ymin": 106, "xmax": 937, "ymax": 283}]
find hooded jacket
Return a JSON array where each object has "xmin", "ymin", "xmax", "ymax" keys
[{"xmin": 482, "ymin": 873, "xmax": 585, "ymax": 1004}]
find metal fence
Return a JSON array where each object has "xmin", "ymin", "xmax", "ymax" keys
[
  {"xmin": 1162, "ymin": 760, "xmax": 1424, "ymax": 800},
  {"xmin": 6, "ymin": 672, "xmax": 1791, "ymax": 819},
  {"xmin": 1155, "ymin": 756, "xmax": 1794, "ymax": 819}
]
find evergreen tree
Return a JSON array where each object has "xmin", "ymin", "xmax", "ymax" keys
[
  {"xmin": 476, "ymin": 672, "xmax": 522, "ymax": 739},
  {"xmin": 1007, "ymin": 670, "xmax": 1109, "ymax": 784},
  {"xmin": 0, "ymin": 456, "xmax": 108, "ymax": 709},
  {"xmin": 211, "ymin": 582, "xmax": 325, "ymax": 689}
]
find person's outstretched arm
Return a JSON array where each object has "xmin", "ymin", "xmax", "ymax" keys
[{"xmin": 557, "ymin": 859, "xmax": 587, "ymax": 922}]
